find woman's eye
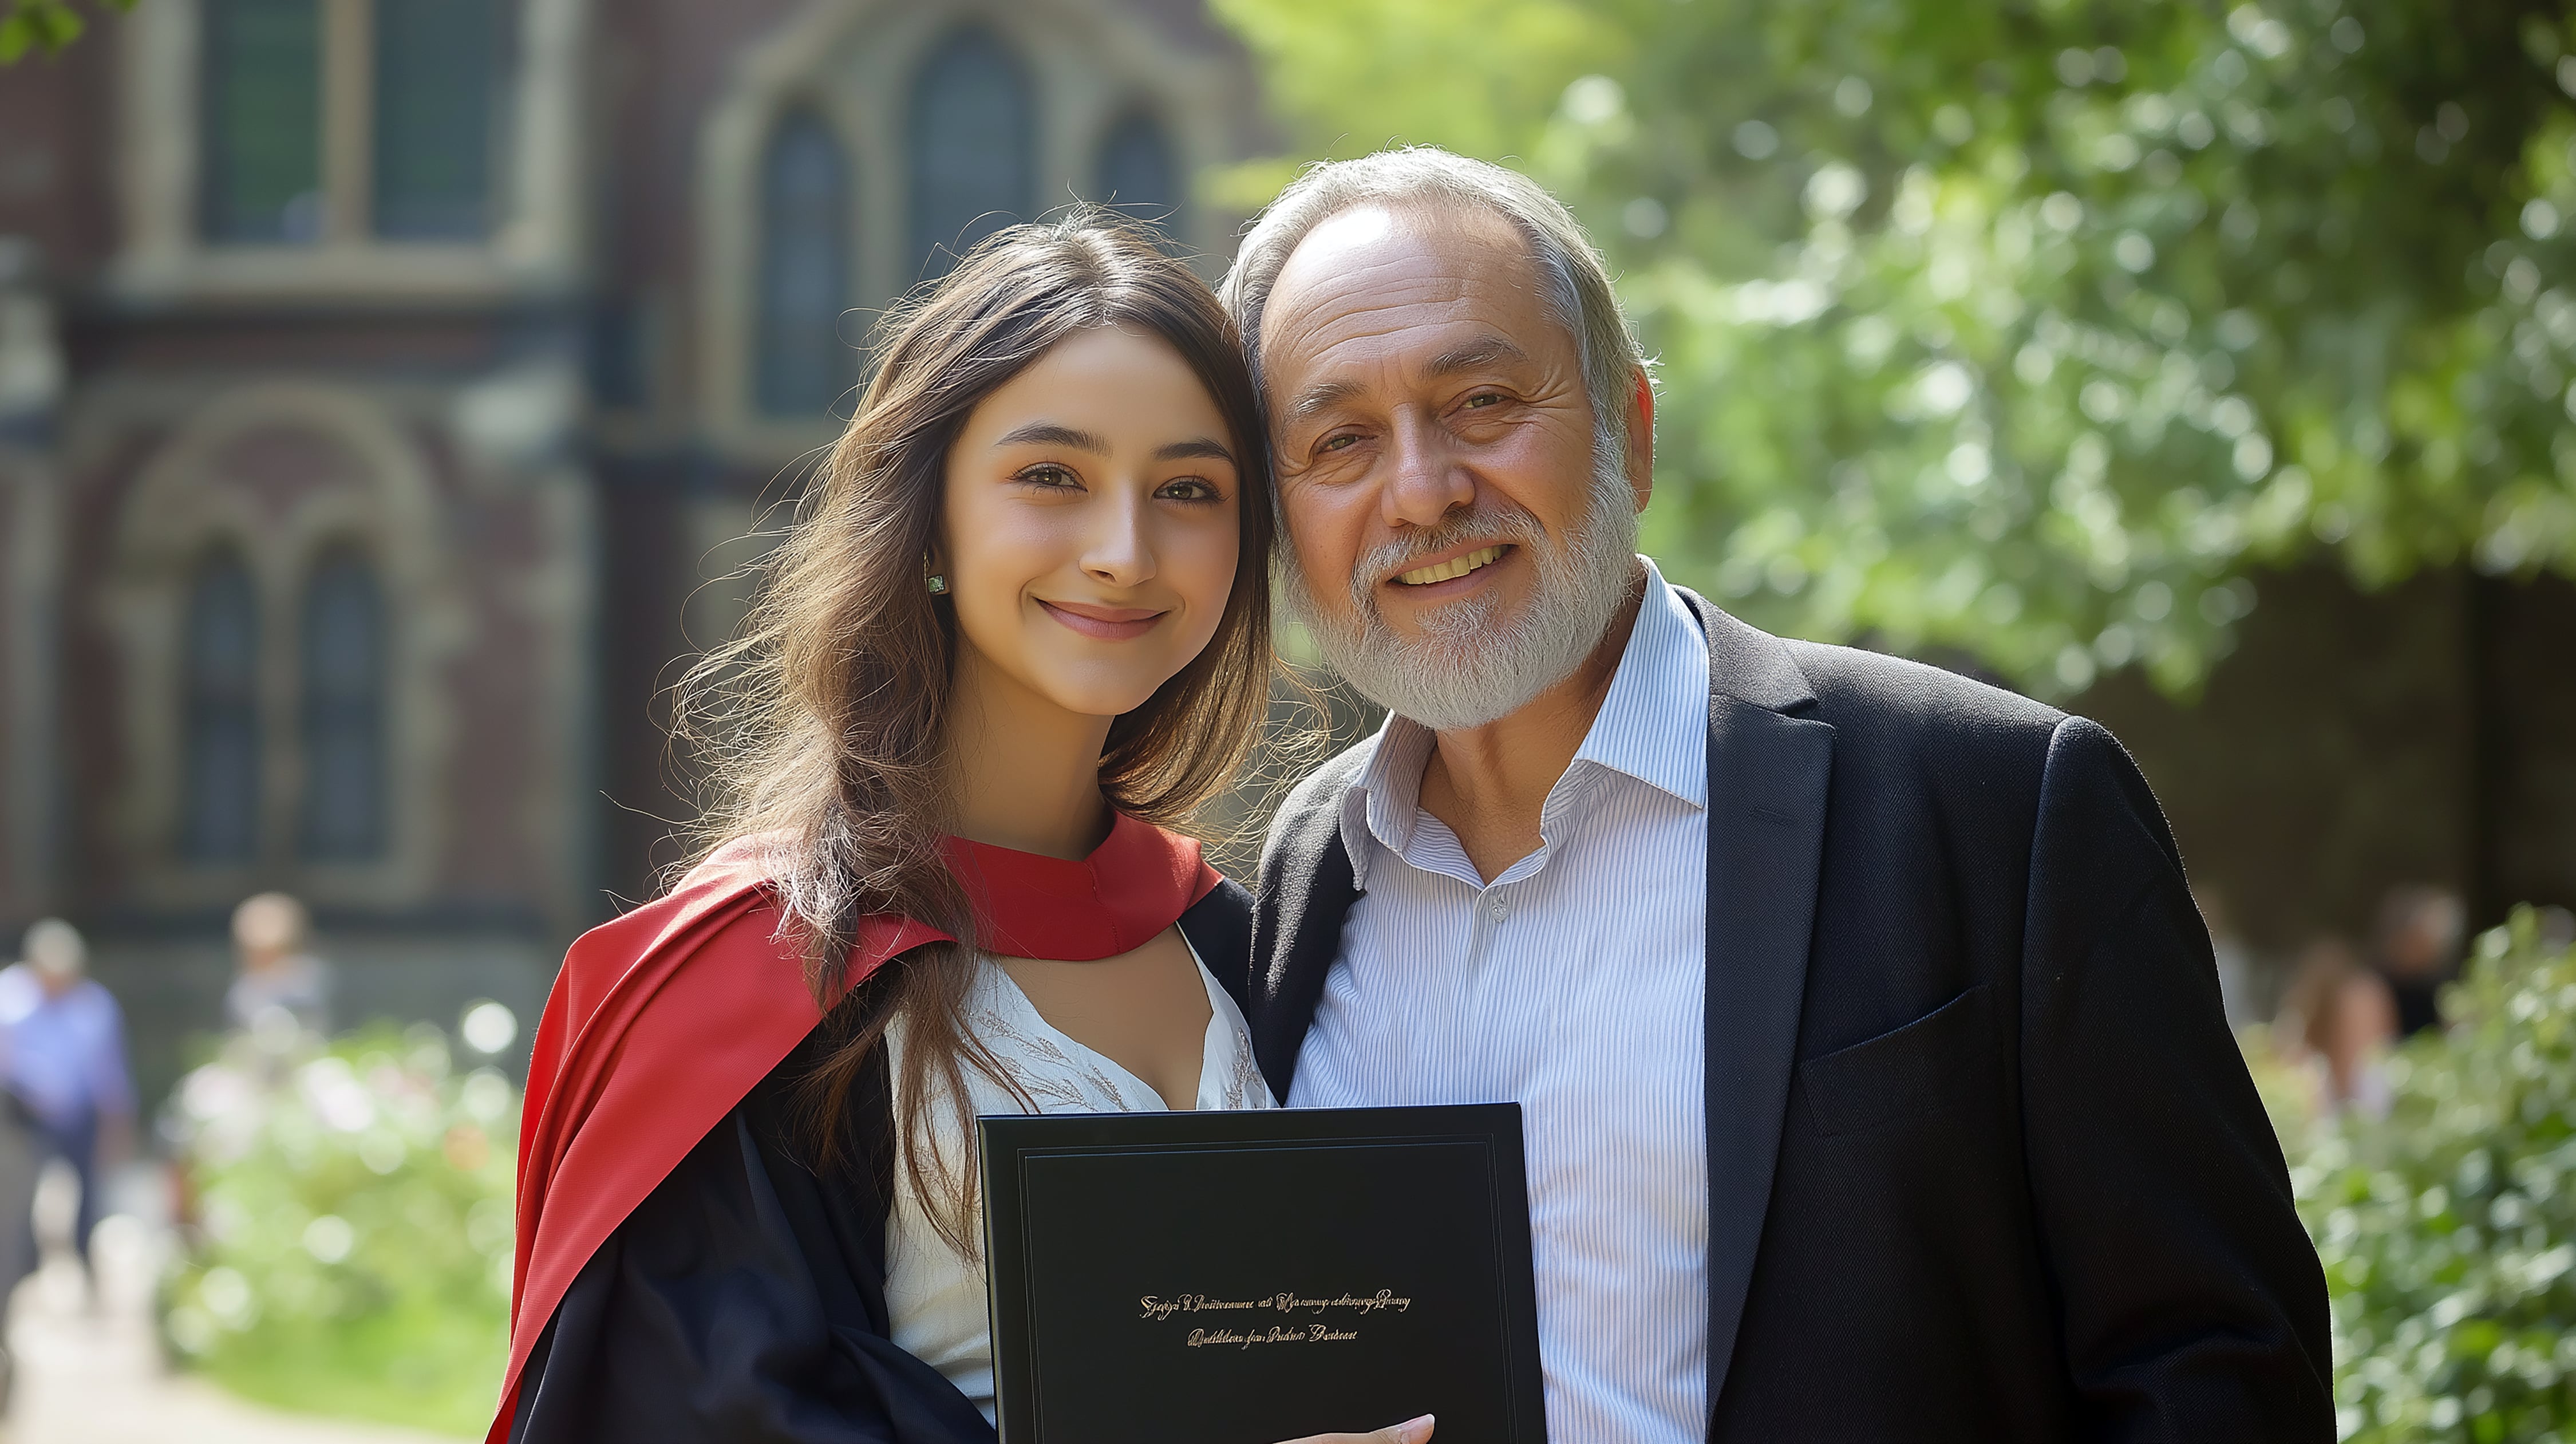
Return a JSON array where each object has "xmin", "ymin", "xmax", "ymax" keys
[
  {"xmin": 1159, "ymin": 478, "xmax": 1222, "ymax": 502},
  {"xmin": 1017, "ymin": 463, "xmax": 1081, "ymax": 490}
]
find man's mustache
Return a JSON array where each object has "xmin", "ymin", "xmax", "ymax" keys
[{"xmin": 1346, "ymin": 503, "xmax": 1548, "ymax": 609}]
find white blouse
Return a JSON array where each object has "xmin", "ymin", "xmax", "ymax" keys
[{"xmin": 881, "ymin": 943, "xmax": 1275, "ymax": 1421}]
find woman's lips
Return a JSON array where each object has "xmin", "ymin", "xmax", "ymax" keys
[{"xmin": 1038, "ymin": 598, "xmax": 1166, "ymax": 641}]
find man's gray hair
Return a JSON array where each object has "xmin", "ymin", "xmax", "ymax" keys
[{"xmin": 1220, "ymin": 147, "xmax": 1647, "ymax": 458}]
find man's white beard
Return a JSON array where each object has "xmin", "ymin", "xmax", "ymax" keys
[{"xmin": 1282, "ymin": 449, "xmax": 1641, "ymax": 733}]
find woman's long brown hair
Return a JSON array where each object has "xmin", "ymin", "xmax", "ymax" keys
[{"xmin": 677, "ymin": 214, "xmax": 1274, "ymax": 1251}]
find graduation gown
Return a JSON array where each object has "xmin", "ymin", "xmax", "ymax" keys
[{"xmin": 495, "ymin": 820, "xmax": 1250, "ymax": 1443}]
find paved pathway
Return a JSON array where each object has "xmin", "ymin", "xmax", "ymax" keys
[{"xmin": 3, "ymin": 1165, "xmax": 459, "ymax": 1444}]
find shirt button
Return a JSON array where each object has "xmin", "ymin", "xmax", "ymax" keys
[{"xmin": 1485, "ymin": 895, "xmax": 1508, "ymax": 924}]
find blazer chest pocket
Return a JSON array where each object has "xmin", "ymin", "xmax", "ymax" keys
[{"xmin": 1798, "ymin": 984, "xmax": 1994, "ymax": 1138}]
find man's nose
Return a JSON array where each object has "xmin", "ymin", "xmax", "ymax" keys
[
  {"xmin": 1380, "ymin": 410, "xmax": 1474, "ymax": 530},
  {"xmin": 1081, "ymin": 489, "xmax": 1157, "ymax": 586}
]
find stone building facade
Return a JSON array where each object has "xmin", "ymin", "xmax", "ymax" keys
[
  {"xmin": 1, "ymin": 0, "xmax": 2566, "ymax": 1110},
  {"xmin": 0, "ymin": 0, "xmax": 1267, "ymax": 1103}
]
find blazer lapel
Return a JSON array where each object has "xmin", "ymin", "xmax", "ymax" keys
[{"xmin": 1684, "ymin": 590, "xmax": 1834, "ymax": 1418}]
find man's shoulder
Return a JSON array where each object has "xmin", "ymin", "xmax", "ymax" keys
[
  {"xmin": 1255, "ymin": 732, "xmax": 1377, "ymax": 899},
  {"xmin": 1775, "ymin": 636, "xmax": 2076, "ymax": 800},
  {"xmin": 1268, "ymin": 732, "xmax": 1377, "ymax": 833},
  {"xmin": 1680, "ymin": 585, "xmax": 2066, "ymax": 759},
  {"xmin": 1780, "ymin": 637, "xmax": 2062, "ymax": 740}
]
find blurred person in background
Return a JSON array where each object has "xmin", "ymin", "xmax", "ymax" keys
[
  {"xmin": 0, "ymin": 947, "xmax": 35, "ymax": 1414},
  {"xmin": 0, "ymin": 919, "xmax": 135, "ymax": 1286},
  {"xmin": 225, "ymin": 891, "xmax": 331, "ymax": 1038},
  {"xmin": 2274, "ymin": 937, "xmax": 2396, "ymax": 1118},
  {"xmin": 2542, "ymin": 906, "xmax": 2576, "ymax": 951},
  {"xmin": 2198, "ymin": 886, "xmax": 2258, "ymax": 1029},
  {"xmin": 2372, "ymin": 884, "xmax": 2464, "ymax": 1038}
]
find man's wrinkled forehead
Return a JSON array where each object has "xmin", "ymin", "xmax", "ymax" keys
[{"xmin": 1257, "ymin": 202, "xmax": 1551, "ymax": 394}]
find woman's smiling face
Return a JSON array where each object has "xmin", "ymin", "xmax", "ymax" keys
[{"xmin": 935, "ymin": 323, "xmax": 1244, "ymax": 723}]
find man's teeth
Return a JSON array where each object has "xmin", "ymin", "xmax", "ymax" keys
[{"xmin": 1396, "ymin": 546, "xmax": 1506, "ymax": 586}]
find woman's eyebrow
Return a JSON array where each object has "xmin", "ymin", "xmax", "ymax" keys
[
  {"xmin": 1153, "ymin": 437, "xmax": 1234, "ymax": 463},
  {"xmin": 994, "ymin": 421, "xmax": 1109, "ymax": 452}
]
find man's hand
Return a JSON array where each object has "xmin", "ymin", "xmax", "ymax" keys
[{"xmin": 1277, "ymin": 1416, "xmax": 1433, "ymax": 1444}]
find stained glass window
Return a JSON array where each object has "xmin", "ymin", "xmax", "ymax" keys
[
  {"xmin": 199, "ymin": 0, "xmax": 323, "ymax": 243},
  {"xmin": 298, "ymin": 547, "xmax": 386, "ymax": 861},
  {"xmin": 756, "ymin": 111, "xmax": 854, "ymax": 418},
  {"xmin": 373, "ymin": 0, "xmax": 509, "ymax": 238},
  {"xmin": 181, "ymin": 551, "xmax": 262, "ymax": 862},
  {"xmin": 907, "ymin": 28, "xmax": 1033, "ymax": 282}
]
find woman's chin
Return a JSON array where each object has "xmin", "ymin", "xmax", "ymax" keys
[{"xmin": 1024, "ymin": 670, "xmax": 1172, "ymax": 723}]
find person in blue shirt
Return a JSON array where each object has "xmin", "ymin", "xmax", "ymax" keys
[{"xmin": 0, "ymin": 919, "xmax": 134, "ymax": 1279}]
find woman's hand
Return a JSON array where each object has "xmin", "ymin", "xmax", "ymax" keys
[{"xmin": 1276, "ymin": 1415, "xmax": 1433, "ymax": 1444}]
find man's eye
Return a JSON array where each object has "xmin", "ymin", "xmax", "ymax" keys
[
  {"xmin": 1318, "ymin": 433, "xmax": 1359, "ymax": 453},
  {"xmin": 1463, "ymin": 393, "xmax": 1504, "ymax": 410}
]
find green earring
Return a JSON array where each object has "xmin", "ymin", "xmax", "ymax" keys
[{"xmin": 926, "ymin": 572, "xmax": 947, "ymax": 594}]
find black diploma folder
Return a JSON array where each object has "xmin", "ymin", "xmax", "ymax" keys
[{"xmin": 978, "ymin": 1103, "xmax": 1547, "ymax": 1444}]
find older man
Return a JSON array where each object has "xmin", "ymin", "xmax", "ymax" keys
[{"xmin": 1222, "ymin": 149, "xmax": 2330, "ymax": 1442}]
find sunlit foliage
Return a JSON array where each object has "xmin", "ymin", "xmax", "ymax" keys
[
  {"xmin": 159, "ymin": 1023, "xmax": 519, "ymax": 1437},
  {"xmin": 1216, "ymin": 0, "xmax": 2576, "ymax": 694},
  {"xmin": 0, "ymin": 0, "xmax": 131, "ymax": 62},
  {"xmin": 2285, "ymin": 909, "xmax": 2576, "ymax": 1442}
]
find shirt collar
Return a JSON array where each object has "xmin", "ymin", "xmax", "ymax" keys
[
  {"xmin": 1567, "ymin": 557, "xmax": 1709, "ymax": 810},
  {"xmin": 1335, "ymin": 558, "xmax": 1709, "ymax": 891}
]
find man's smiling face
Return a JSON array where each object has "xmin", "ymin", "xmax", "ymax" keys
[{"xmin": 1259, "ymin": 203, "xmax": 1646, "ymax": 729}]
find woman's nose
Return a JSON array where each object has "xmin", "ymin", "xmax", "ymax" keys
[{"xmin": 1081, "ymin": 490, "xmax": 1157, "ymax": 586}]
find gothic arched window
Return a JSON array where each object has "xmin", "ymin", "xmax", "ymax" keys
[
  {"xmin": 1095, "ymin": 111, "xmax": 1182, "ymax": 240},
  {"xmin": 907, "ymin": 27, "xmax": 1033, "ymax": 282},
  {"xmin": 756, "ymin": 110, "xmax": 854, "ymax": 418},
  {"xmin": 372, "ymin": 0, "xmax": 511, "ymax": 238},
  {"xmin": 181, "ymin": 550, "xmax": 262, "ymax": 862},
  {"xmin": 298, "ymin": 547, "xmax": 388, "ymax": 861},
  {"xmin": 199, "ymin": 0, "xmax": 323, "ymax": 243}
]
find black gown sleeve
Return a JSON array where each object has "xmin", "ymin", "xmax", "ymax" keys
[
  {"xmin": 511, "ymin": 879, "xmax": 1258, "ymax": 1443},
  {"xmin": 508, "ymin": 1033, "xmax": 998, "ymax": 1444},
  {"xmin": 1181, "ymin": 878, "xmax": 1257, "ymax": 1017}
]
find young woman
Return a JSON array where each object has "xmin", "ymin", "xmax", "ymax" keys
[{"xmin": 492, "ymin": 216, "xmax": 1297, "ymax": 1442}]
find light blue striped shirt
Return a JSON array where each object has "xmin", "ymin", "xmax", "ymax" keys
[{"xmin": 1289, "ymin": 559, "xmax": 1712, "ymax": 1442}]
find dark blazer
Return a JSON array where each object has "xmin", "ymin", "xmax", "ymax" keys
[{"xmin": 1230, "ymin": 590, "xmax": 2333, "ymax": 1443}]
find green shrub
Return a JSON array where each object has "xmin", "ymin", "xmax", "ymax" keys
[
  {"xmin": 2285, "ymin": 907, "xmax": 2576, "ymax": 1443},
  {"xmin": 160, "ymin": 1022, "xmax": 519, "ymax": 1438}
]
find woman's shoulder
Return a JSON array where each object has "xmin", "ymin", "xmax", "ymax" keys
[{"xmin": 558, "ymin": 853, "xmax": 784, "ymax": 999}]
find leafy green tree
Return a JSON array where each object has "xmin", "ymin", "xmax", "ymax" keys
[
  {"xmin": 0, "ymin": 0, "xmax": 129, "ymax": 63},
  {"xmin": 1214, "ymin": 0, "xmax": 2576, "ymax": 694},
  {"xmin": 160, "ymin": 1024, "xmax": 518, "ymax": 1435},
  {"xmin": 2287, "ymin": 909, "xmax": 2576, "ymax": 1442}
]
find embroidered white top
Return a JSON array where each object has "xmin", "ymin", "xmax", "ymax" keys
[
  {"xmin": 1288, "ymin": 558, "xmax": 1714, "ymax": 1442},
  {"xmin": 882, "ymin": 944, "xmax": 1274, "ymax": 1422}
]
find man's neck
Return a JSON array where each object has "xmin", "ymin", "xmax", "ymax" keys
[{"xmin": 1416, "ymin": 581, "xmax": 1646, "ymax": 883}]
